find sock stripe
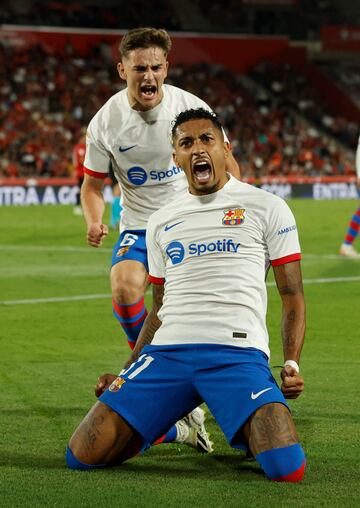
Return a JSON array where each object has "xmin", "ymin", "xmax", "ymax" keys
[
  {"xmin": 273, "ymin": 459, "xmax": 306, "ymax": 482},
  {"xmin": 123, "ymin": 311, "xmax": 148, "ymax": 329},
  {"xmin": 112, "ymin": 297, "xmax": 145, "ymax": 316},
  {"xmin": 256, "ymin": 443, "xmax": 305, "ymax": 482},
  {"xmin": 113, "ymin": 306, "xmax": 146, "ymax": 325}
]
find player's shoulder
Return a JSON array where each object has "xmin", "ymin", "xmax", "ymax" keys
[
  {"xmin": 229, "ymin": 178, "xmax": 291, "ymax": 217},
  {"xmin": 88, "ymin": 89, "xmax": 126, "ymax": 129},
  {"xmin": 163, "ymin": 84, "xmax": 210, "ymax": 110}
]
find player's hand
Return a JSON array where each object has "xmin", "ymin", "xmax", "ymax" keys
[
  {"xmin": 280, "ymin": 365, "xmax": 304, "ymax": 399},
  {"xmin": 87, "ymin": 223, "xmax": 108, "ymax": 247},
  {"xmin": 95, "ymin": 373, "xmax": 117, "ymax": 397}
]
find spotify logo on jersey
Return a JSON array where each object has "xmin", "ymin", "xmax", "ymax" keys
[
  {"xmin": 127, "ymin": 166, "xmax": 148, "ymax": 185},
  {"xmin": 166, "ymin": 241, "xmax": 185, "ymax": 265},
  {"xmin": 166, "ymin": 238, "xmax": 241, "ymax": 265}
]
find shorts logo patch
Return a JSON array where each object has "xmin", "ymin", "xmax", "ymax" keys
[
  {"xmin": 251, "ymin": 387, "xmax": 273, "ymax": 400},
  {"xmin": 109, "ymin": 377, "xmax": 126, "ymax": 393},
  {"xmin": 223, "ymin": 208, "xmax": 245, "ymax": 226},
  {"xmin": 116, "ymin": 246, "xmax": 130, "ymax": 257}
]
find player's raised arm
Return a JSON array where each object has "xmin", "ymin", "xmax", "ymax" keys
[
  {"xmin": 124, "ymin": 282, "xmax": 164, "ymax": 368},
  {"xmin": 273, "ymin": 260, "xmax": 306, "ymax": 399},
  {"xmin": 81, "ymin": 173, "xmax": 109, "ymax": 247}
]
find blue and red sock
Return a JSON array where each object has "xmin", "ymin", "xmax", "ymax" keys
[
  {"xmin": 256, "ymin": 443, "xmax": 306, "ymax": 482},
  {"xmin": 112, "ymin": 297, "xmax": 147, "ymax": 349},
  {"xmin": 344, "ymin": 207, "xmax": 360, "ymax": 245},
  {"xmin": 153, "ymin": 426, "xmax": 178, "ymax": 446}
]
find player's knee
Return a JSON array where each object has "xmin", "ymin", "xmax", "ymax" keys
[
  {"xmin": 256, "ymin": 443, "xmax": 306, "ymax": 482},
  {"xmin": 111, "ymin": 274, "xmax": 144, "ymax": 303},
  {"xmin": 66, "ymin": 446, "xmax": 107, "ymax": 471}
]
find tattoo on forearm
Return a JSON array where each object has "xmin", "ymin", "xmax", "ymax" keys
[
  {"xmin": 249, "ymin": 404, "xmax": 298, "ymax": 455},
  {"xmin": 278, "ymin": 282, "xmax": 303, "ymax": 296},
  {"xmin": 282, "ymin": 307, "xmax": 305, "ymax": 358},
  {"xmin": 128, "ymin": 285, "xmax": 164, "ymax": 363}
]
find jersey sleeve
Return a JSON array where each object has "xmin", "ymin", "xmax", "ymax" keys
[
  {"xmin": 83, "ymin": 118, "xmax": 109, "ymax": 179},
  {"xmin": 146, "ymin": 215, "xmax": 166, "ymax": 284},
  {"xmin": 265, "ymin": 198, "xmax": 301, "ymax": 266}
]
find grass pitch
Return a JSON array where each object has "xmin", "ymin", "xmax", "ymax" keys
[{"xmin": 1, "ymin": 199, "xmax": 360, "ymax": 507}]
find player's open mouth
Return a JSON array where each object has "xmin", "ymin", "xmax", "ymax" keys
[
  {"xmin": 140, "ymin": 85, "xmax": 157, "ymax": 99},
  {"xmin": 192, "ymin": 160, "xmax": 212, "ymax": 184}
]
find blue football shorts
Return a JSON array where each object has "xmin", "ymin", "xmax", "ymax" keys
[
  {"xmin": 99, "ymin": 344, "xmax": 289, "ymax": 448},
  {"xmin": 111, "ymin": 229, "xmax": 148, "ymax": 272}
]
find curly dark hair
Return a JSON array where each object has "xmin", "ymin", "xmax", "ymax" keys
[
  {"xmin": 171, "ymin": 108, "xmax": 223, "ymax": 139},
  {"xmin": 119, "ymin": 27, "xmax": 171, "ymax": 59}
]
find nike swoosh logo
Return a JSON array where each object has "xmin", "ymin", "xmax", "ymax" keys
[
  {"xmin": 119, "ymin": 145, "xmax": 137, "ymax": 152},
  {"xmin": 251, "ymin": 387, "xmax": 273, "ymax": 400},
  {"xmin": 164, "ymin": 221, "xmax": 184, "ymax": 231}
]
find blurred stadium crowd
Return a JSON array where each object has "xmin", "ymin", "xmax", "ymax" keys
[
  {"xmin": 1, "ymin": 38, "xmax": 358, "ymax": 180},
  {"xmin": 1, "ymin": 0, "xmax": 358, "ymax": 39},
  {"xmin": 0, "ymin": 0, "xmax": 359, "ymax": 180}
]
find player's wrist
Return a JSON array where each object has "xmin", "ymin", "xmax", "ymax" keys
[{"xmin": 284, "ymin": 359, "xmax": 299, "ymax": 373}]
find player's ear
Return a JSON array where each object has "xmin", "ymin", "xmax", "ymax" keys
[
  {"xmin": 173, "ymin": 151, "xmax": 180, "ymax": 168},
  {"xmin": 224, "ymin": 141, "xmax": 231, "ymax": 158},
  {"xmin": 117, "ymin": 62, "xmax": 126, "ymax": 80}
]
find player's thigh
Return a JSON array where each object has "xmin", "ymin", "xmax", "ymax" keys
[
  {"xmin": 111, "ymin": 230, "xmax": 148, "ymax": 297},
  {"xmin": 243, "ymin": 402, "xmax": 299, "ymax": 456},
  {"xmin": 100, "ymin": 346, "xmax": 201, "ymax": 444},
  {"xmin": 195, "ymin": 346, "xmax": 288, "ymax": 449},
  {"xmin": 69, "ymin": 400, "xmax": 139, "ymax": 465}
]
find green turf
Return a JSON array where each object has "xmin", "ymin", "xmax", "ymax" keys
[{"xmin": 1, "ymin": 200, "xmax": 360, "ymax": 507}]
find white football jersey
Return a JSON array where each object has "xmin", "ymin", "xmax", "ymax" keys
[
  {"xmin": 146, "ymin": 176, "xmax": 301, "ymax": 358},
  {"xmin": 84, "ymin": 84, "xmax": 214, "ymax": 230}
]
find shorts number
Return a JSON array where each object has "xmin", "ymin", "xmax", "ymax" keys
[
  {"xmin": 120, "ymin": 354, "xmax": 154, "ymax": 380},
  {"xmin": 120, "ymin": 233, "xmax": 139, "ymax": 247}
]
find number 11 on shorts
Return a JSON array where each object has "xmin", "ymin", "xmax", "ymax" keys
[{"xmin": 120, "ymin": 354, "xmax": 154, "ymax": 380}]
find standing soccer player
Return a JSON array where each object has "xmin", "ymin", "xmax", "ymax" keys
[
  {"xmin": 81, "ymin": 27, "xmax": 239, "ymax": 350},
  {"xmin": 67, "ymin": 108, "xmax": 306, "ymax": 483},
  {"xmin": 339, "ymin": 135, "xmax": 360, "ymax": 258}
]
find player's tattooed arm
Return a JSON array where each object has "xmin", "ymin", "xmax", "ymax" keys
[
  {"xmin": 273, "ymin": 261, "xmax": 306, "ymax": 398},
  {"xmin": 273, "ymin": 260, "xmax": 305, "ymax": 364},
  {"xmin": 123, "ymin": 283, "xmax": 164, "ymax": 368}
]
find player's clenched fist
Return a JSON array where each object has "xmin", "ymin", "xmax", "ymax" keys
[
  {"xmin": 95, "ymin": 373, "xmax": 117, "ymax": 397},
  {"xmin": 280, "ymin": 365, "xmax": 304, "ymax": 399},
  {"xmin": 87, "ymin": 223, "xmax": 108, "ymax": 247}
]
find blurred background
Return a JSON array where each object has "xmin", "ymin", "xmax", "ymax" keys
[{"xmin": 0, "ymin": 0, "xmax": 359, "ymax": 190}]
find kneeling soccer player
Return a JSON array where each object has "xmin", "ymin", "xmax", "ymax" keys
[{"xmin": 67, "ymin": 108, "xmax": 306, "ymax": 482}]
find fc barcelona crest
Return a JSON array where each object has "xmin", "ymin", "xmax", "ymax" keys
[
  {"xmin": 109, "ymin": 377, "xmax": 126, "ymax": 393},
  {"xmin": 223, "ymin": 208, "xmax": 245, "ymax": 226},
  {"xmin": 116, "ymin": 246, "xmax": 130, "ymax": 257}
]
